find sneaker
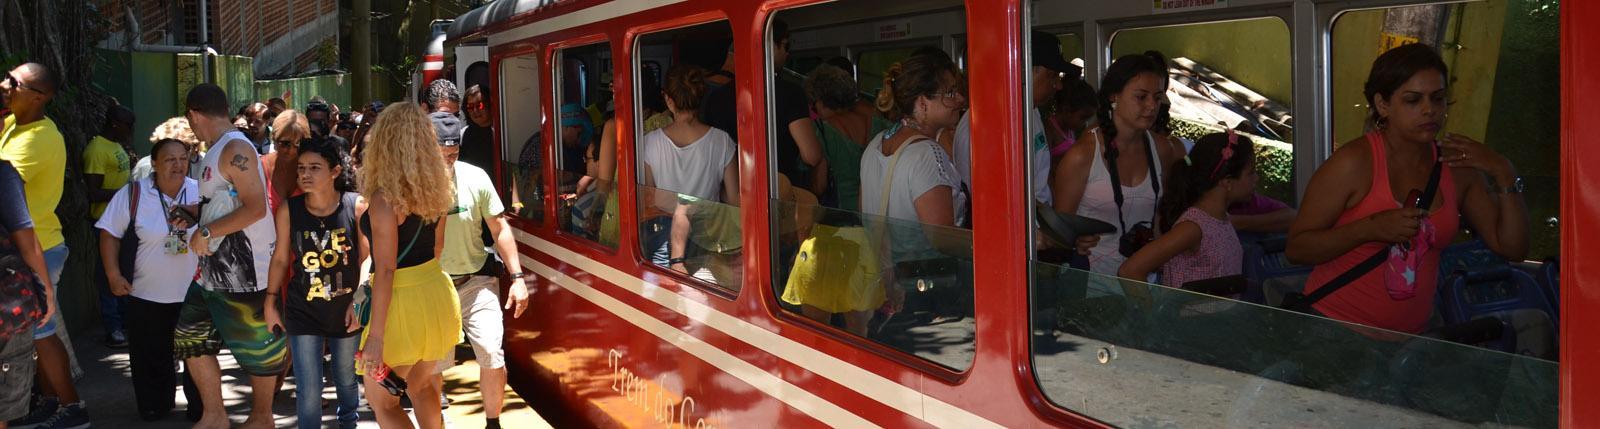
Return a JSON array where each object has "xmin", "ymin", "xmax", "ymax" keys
[
  {"xmin": 106, "ymin": 330, "xmax": 128, "ymax": 349},
  {"xmin": 8, "ymin": 395, "xmax": 59, "ymax": 429},
  {"xmin": 36, "ymin": 402, "xmax": 88, "ymax": 429}
]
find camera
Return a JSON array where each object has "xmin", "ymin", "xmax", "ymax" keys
[{"xmin": 1117, "ymin": 221, "xmax": 1155, "ymax": 258}]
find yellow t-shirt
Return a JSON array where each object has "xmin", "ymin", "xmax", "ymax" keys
[
  {"xmin": 84, "ymin": 135, "xmax": 132, "ymax": 218},
  {"xmin": 0, "ymin": 115, "xmax": 66, "ymax": 249}
]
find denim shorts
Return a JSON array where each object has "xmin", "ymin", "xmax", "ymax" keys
[{"xmin": 32, "ymin": 244, "xmax": 68, "ymax": 340}]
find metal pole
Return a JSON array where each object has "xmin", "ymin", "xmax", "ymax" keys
[
  {"xmin": 354, "ymin": 0, "xmax": 371, "ymax": 106},
  {"xmin": 200, "ymin": 0, "xmax": 212, "ymax": 83}
]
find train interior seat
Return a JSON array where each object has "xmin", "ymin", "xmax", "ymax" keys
[
  {"xmin": 1437, "ymin": 266, "xmax": 1557, "ymax": 356},
  {"xmin": 1239, "ymin": 234, "xmax": 1311, "ymax": 306}
]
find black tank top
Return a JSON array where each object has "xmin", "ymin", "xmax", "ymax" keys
[
  {"xmin": 285, "ymin": 193, "xmax": 361, "ymax": 337},
  {"xmin": 359, "ymin": 212, "xmax": 436, "ymax": 268}
]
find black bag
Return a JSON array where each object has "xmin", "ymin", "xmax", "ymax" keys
[
  {"xmin": 1101, "ymin": 132, "xmax": 1162, "ymax": 258},
  {"xmin": 1279, "ymin": 154, "xmax": 1443, "ymax": 313},
  {"xmin": 118, "ymin": 180, "xmax": 142, "ymax": 281}
]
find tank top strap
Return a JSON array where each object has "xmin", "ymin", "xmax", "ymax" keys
[
  {"xmin": 1143, "ymin": 130, "xmax": 1164, "ymax": 186},
  {"xmin": 1365, "ymin": 130, "xmax": 1392, "ymax": 200}
]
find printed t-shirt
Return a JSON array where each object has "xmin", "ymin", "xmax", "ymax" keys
[
  {"xmin": 84, "ymin": 135, "xmax": 132, "ymax": 218},
  {"xmin": 442, "ymin": 162, "xmax": 506, "ymax": 276}
]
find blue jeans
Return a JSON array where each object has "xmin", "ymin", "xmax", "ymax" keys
[
  {"xmin": 288, "ymin": 334, "xmax": 360, "ymax": 429},
  {"xmin": 95, "ymin": 259, "xmax": 125, "ymax": 334},
  {"xmin": 33, "ymin": 244, "xmax": 68, "ymax": 339}
]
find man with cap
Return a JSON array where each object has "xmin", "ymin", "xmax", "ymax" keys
[
  {"xmin": 430, "ymin": 111, "xmax": 530, "ymax": 429},
  {"xmin": 951, "ymin": 30, "xmax": 1077, "ymax": 218}
]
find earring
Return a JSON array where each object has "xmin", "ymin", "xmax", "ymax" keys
[
  {"xmin": 1377, "ymin": 115, "xmax": 1389, "ymax": 129},
  {"xmin": 1111, "ymin": 102, "xmax": 1119, "ymax": 111}
]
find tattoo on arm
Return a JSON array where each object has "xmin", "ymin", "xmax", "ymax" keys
[{"xmin": 230, "ymin": 153, "xmax": 251, "ymax": 172}]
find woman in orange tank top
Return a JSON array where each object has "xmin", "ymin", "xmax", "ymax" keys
[{"xmin": 1287, "ymin": 43, "xmax": 1531, "ymax": 334}]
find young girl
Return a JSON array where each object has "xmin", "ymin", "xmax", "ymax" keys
[
  {"xmin": 1118, "ymin": 131, "xmax": 1257, "ymax": 288},
  {"xmin": 263, "ymin": 136, "xmax": 364, "ymax": 429}
]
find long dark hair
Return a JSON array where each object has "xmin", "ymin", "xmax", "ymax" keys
[
  {"xmin": 1364, "ymin": 43, "xmax": 1448, "ymax": 130},
  {"xmin": 1158, "ymin": 132, "xmax": 1255, "ymax": 232},
  {"xmin": 1096, "ymin": 54, "xmax": 1167, "ymax": 143},
  {"xmin": 297, "ymin": 136, "xmax": 356, "ymax": 193}
]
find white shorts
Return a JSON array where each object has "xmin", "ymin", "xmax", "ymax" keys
[{"xmin": 439, "ymin": 275, "xmax": 505, "ymax": 371}]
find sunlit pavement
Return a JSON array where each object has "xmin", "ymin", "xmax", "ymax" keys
[{"xmin": 70, "ymin": 326, "xmax": 553, "ymax": 428}]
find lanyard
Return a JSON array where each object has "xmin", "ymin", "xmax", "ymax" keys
[{"xmin": 156, "ymin": 183, "xmax": 186, "ymax": 234}]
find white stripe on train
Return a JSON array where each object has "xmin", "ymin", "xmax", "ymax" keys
[
  {"xmin": 515, "ymin": 229, "xmax": 1005, "ymax": 429},
  {"xmin": 486, "ymin": 0, "xmax": 685, "ymax": 47}
]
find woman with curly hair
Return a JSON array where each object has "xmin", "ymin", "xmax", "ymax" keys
[
  {"xmin": 130, "ymin": 116, "xmax": 207, "ymax": 181},
  {"xmin": 355, "ymin": 102, "xmax": 460, "ymax": 429}
]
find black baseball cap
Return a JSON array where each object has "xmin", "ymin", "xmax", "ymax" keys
[
  {"xmin": 429, "ymin": 111, "xmax": 464, "ymax": 147},
  {"xmin": 1031, "ymin": 30, "xmax": 1077, "ymax": 75}
]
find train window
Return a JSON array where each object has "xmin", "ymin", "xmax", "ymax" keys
[
  {"xmin": 501, "ymin": 52, "xmax": 544, "ymax": 222},
  {"xmin": 1332, "ymin": 2, "xmax": 1560, "ymax": 260},
  {"xmin": 770, "ymin": 0, "xmax": 975, "ymax": 371},
  {"xmin": 1026, "ymin": 3, "xmax": 1558, "ymax": 427},
  {"xmin": 1111, "ymin": 17, "xmax": 1297, "ymax": 205},
  {"xmin": 554, "ymin": 41, "xmax": 620, "ymax": 249},
  {"xmin": 634, "ymin": 21, "xmax": 743, "ymax": 290}
]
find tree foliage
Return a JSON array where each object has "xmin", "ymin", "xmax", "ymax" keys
[{"xmin": 0, "ymin": 0, "xmax": 116, "ymax": 332}]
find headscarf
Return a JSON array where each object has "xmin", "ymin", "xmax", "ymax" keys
[{"xmin": 560, "ymin": 102, "xmax": 594, "ymax": 146}]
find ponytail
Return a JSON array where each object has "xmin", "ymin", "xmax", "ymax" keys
[
  {"xmin": 1158, "ymin": 132, "xmax": 1255, "ymax": 232},
  {"xmin": 876, "ymin": 55, "xmax": 959, "ymax": 122}
]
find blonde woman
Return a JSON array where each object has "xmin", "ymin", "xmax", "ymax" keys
[
  {"xmin": 130, "ymin": 116, "xmax": 206, "ymax": 181},
  {"xmin": 356, "ymin": 102, "xmax": 460, "ymax": 429},
  {"xmin": 261, "ymin": 110, "xmax": 311, "ymax": 208}
]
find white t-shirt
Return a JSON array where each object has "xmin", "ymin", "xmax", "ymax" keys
[
  {"xmin": 94, "ymin": 177, "xmax": 201, "ymax": 303},
  {"xmin": 951, "ymin": 110, "xmax": 1052, "ymax": 205},
  {"xmin": 196, "ymin": 131, "xmax": 277, "ymax": 292},
  {"xmin": 639, "ymin": 127, "xmax": 737, "ymax": 201},
  {"xmin": 859, "ymin": 133, "xmax": 959, "ymax": 262}
]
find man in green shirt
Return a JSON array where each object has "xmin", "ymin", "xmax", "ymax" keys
[
  {"xmin": 85, "ymin": 104, "xmax": 135, "ymax": 348},
  {"xmin": 2, "ymin": 61, "xmax": 90, "ymax": 429},
  {"xmin": 432, "ymin": 112, "xmax": 530, "ymax": 429}
]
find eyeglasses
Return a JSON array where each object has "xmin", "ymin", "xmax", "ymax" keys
[{"xmin": 3, "ymin": 73, "xmax": 41, "ymax": 94}]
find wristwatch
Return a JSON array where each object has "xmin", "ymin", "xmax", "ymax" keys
[
  {"xmin": 199, "ymin": 226, "xmax": 212, "ymax": 239},
  {"xmin": 509, "ymin": 272, "xmax": 527, "ymax": 280},
  {"xmin": 1503, "ymin": 176, "xmax": 1525, "ymax": 194}
]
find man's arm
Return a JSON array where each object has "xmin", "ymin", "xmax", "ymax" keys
[{"xmin": 206, "ymin": 140, "xmax": 270, "ymax": 236}]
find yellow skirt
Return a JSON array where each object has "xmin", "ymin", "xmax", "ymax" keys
[
  {"xmin": 782, "ymin": 224, "xmax": 885, "ymax": 313},
  {"xmin": 360, "ymin": 259, "xmax": 462, "ymax": 368}
]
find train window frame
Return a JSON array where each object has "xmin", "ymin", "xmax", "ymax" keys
[
  {"xmin": 630, "ymin": 18, "xmax": 744, "ymax": 300},
  {"xmin": 765, "ymin": 1, "xmax": 980, "ymax": 376},
  {"xmin": 498, "ymin": 49, "xmax": 546, "ymax": 227},
  {"xmin": 551, "ymin": 38, "xmax": 622, "ymax": 253}
]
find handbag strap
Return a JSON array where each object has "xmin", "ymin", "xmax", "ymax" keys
[
  {"xmin": 396, "ymin": 218, "xmax": 424, "ymax": 262},
  {"xmin": 878, "ymin": 137, "xmax": 922, "ymax": 216},
  {"xmin": 1098, "ymin": 130, "xmax": 1162, "ymax": 232},
  {"xmin": 126, "ymin": 180, "xmax": 141, "ymax": 232},
  {"xmin": 1297, "ymin": 148, "xmax": 1443, "ymax": 308}
]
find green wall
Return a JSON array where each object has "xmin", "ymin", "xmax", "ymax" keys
[
  {"xmin": 1485, "ymin": 0, "xmax": 1560, "ymax": 259},
  {"xmin": 92, "ymin": 49, "xmax": 179, "ymax": 155},
  {"xmin": 1111, "ymin": 18, "xmax": 1293, "ymax": 105},
  {"xmin": 255, "ymin": 74, "xmax": 353, "ymax": 111}
]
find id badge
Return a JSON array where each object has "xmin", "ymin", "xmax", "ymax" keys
[{"xmin": 165, "ymin": 230, "xmax": 189, "ymax": 255}]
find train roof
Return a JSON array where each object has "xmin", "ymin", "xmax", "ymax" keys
[{"xmin": 447, "ymin": 0, "xmax": 610, "ymax": 44}]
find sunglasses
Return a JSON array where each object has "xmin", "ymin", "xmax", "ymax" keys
[
  {"xmin": 465, "ymin": 102, "xmax": 489, "ymax": 112},
  {"xmin": 3, "ymin": 73, "xmax": 41, "ymax": 94}
]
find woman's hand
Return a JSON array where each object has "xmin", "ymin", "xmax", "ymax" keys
[
  {"xmin": 107, "ymin": 274, "xmax": 133, "ymax": 297},
  {"xmin": 360, "ymin": 339, "xmax": 385, "ymax": 375},
  {"xmin": 263, "ymin": 297, "xmax": 284, "ymax": 335},
  {"xmin": 670, "ymin": 262, "xmax": 688, "ymax": 274},
  {"xmin": 1440, "ymin": 133, "xmax": 1515, "ymax": 182},
  {"xmin": 38, "ymin": 286, "xmax": 55, "ymax": 328},
  {"xmin": 345, "ymin": 305, "xmax": 361, "ymax": 333},
  {"xmin": 1362, "ymin": 208, "xmax": 1427, "ymax": 244},
  {"xmin": 1075, "ymin": 234, "xmax": 1100, "ymax": 256}
]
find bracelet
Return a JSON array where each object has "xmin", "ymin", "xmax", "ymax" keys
[
  {"xmin": 265, "ymin": 291, "xmax": 278, "ymax": 296},
  {"xmin": 509, "ymin": 272, "xmax": 527, "ymax": 280},
  {"xmin": 668, "ymin": 257, "xmax": 686, "ymax": 265}
]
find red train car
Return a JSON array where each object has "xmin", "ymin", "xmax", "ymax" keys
[{"xmin": 442, "ymin": 0, "xmax": 1595, "ymax": 426}]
